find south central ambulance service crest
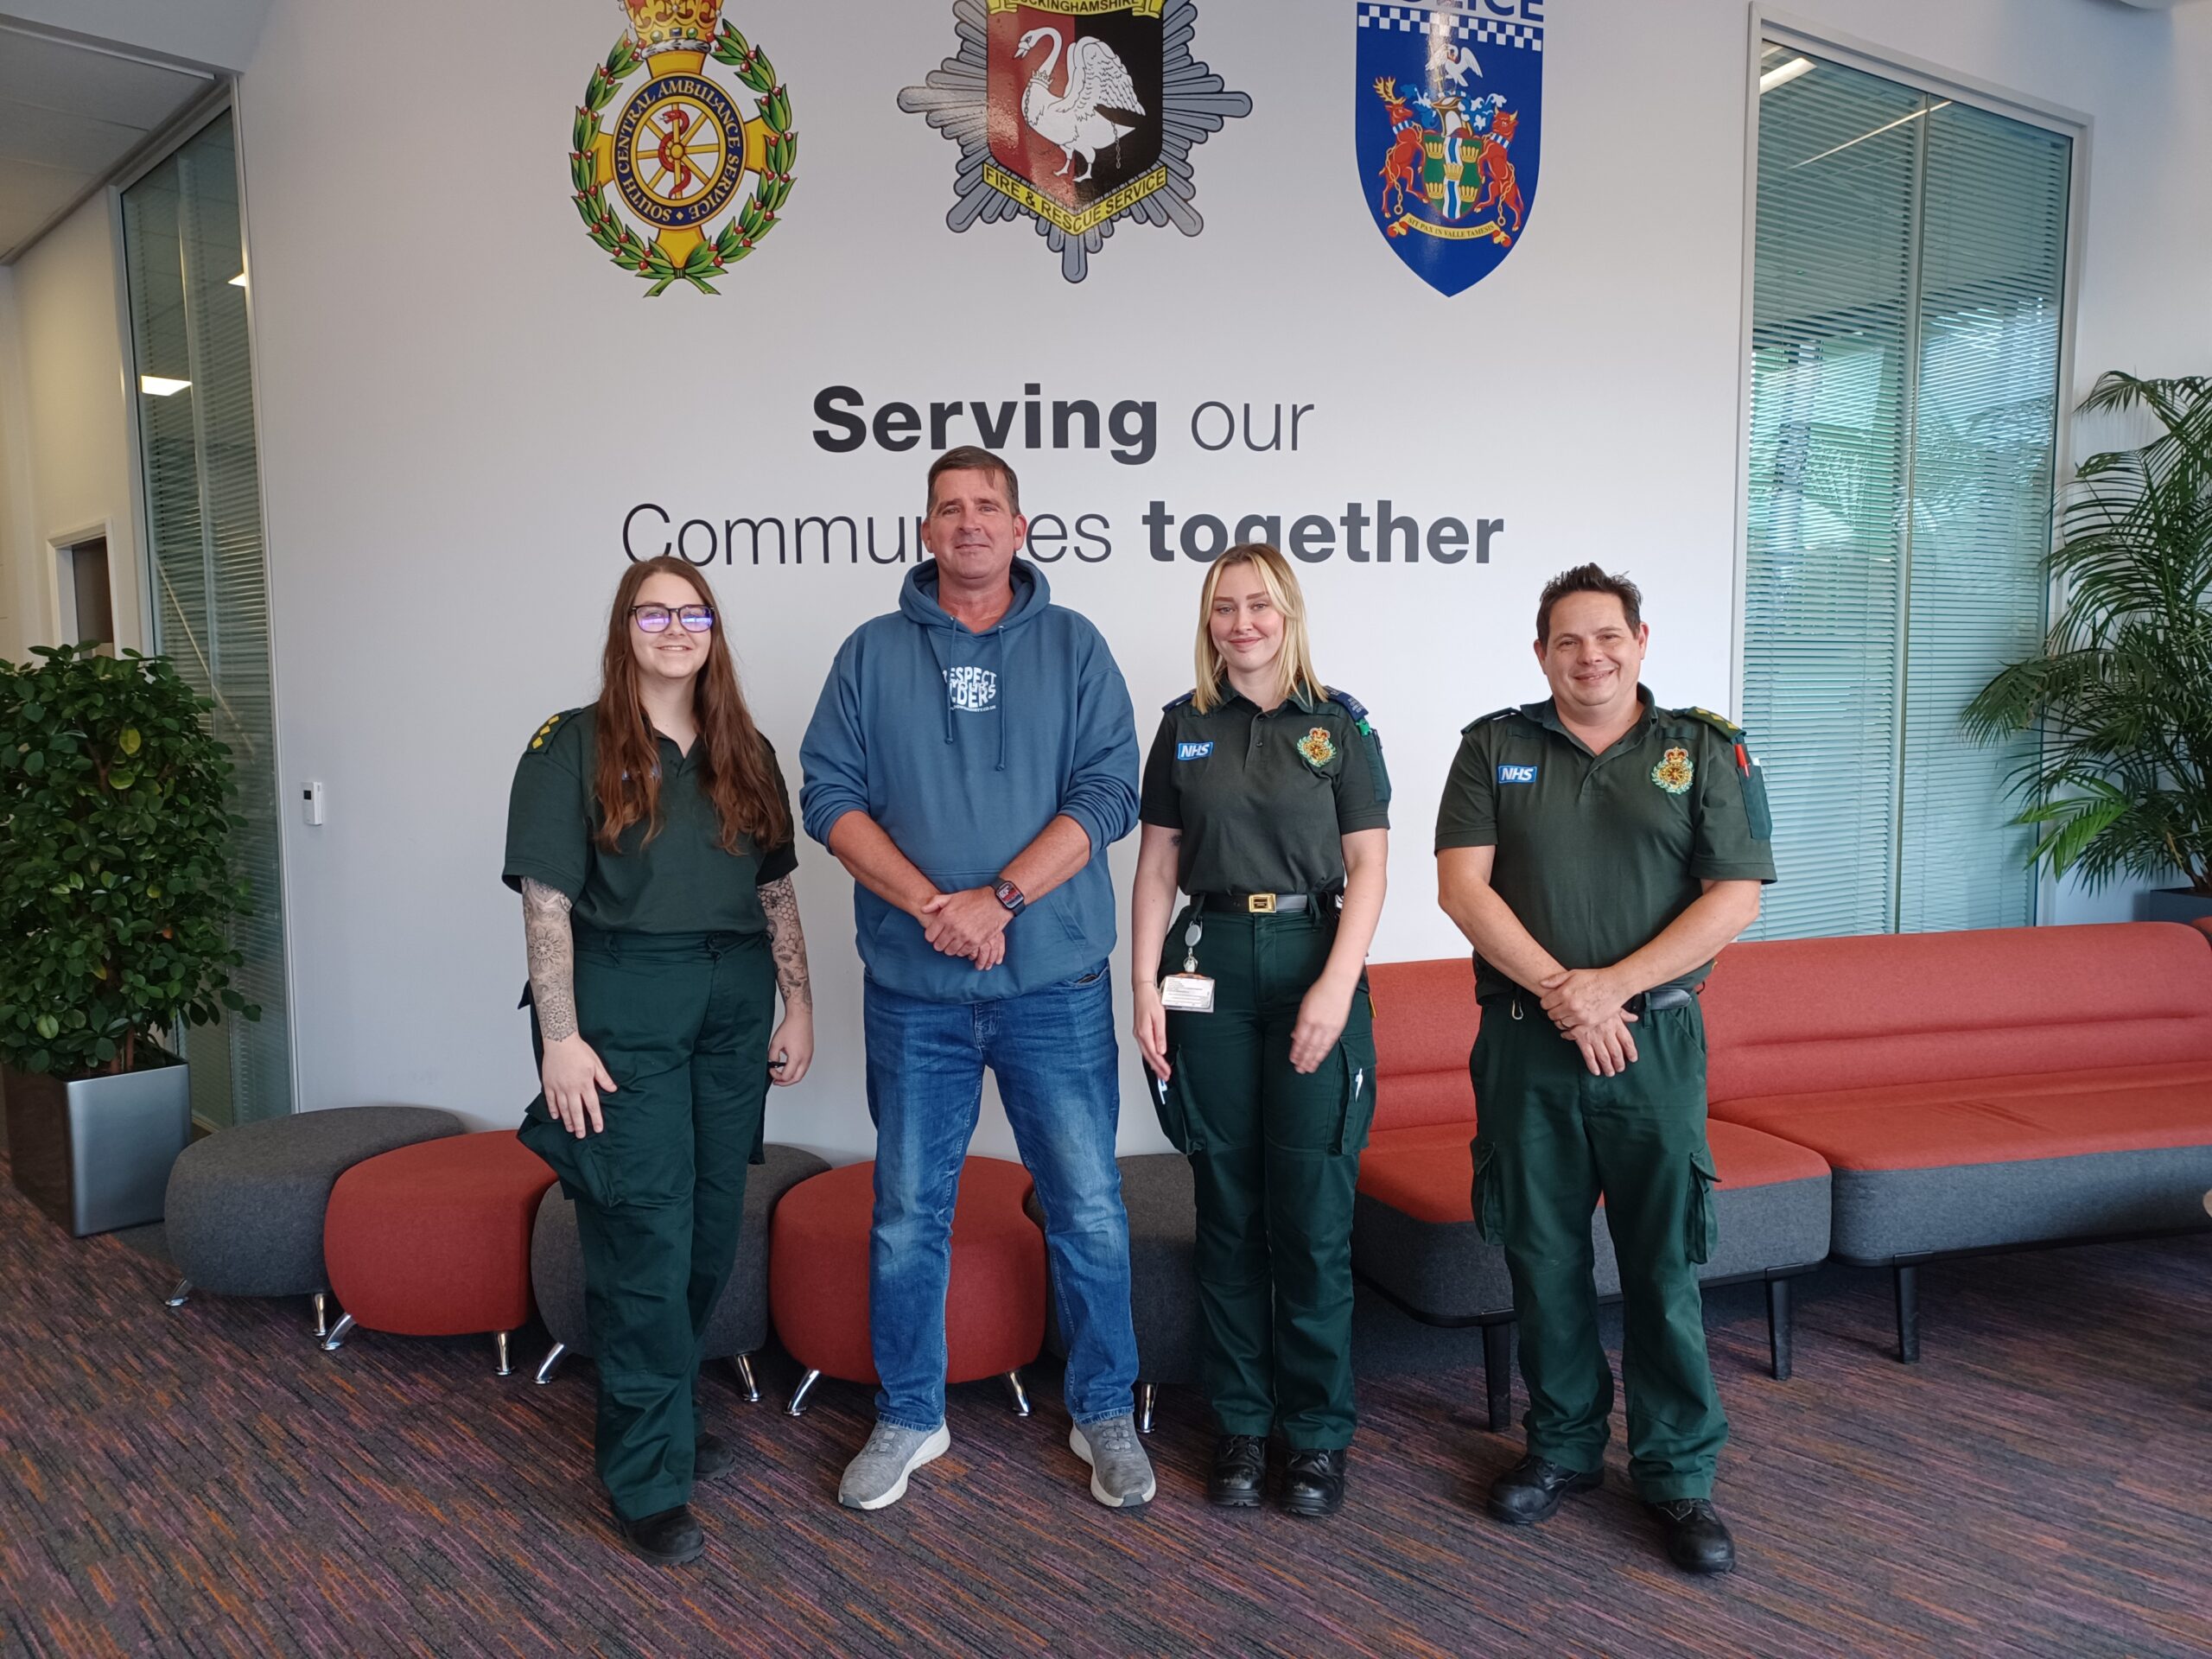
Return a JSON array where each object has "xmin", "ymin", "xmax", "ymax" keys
[
  {"xmin": 899, "ymin": 0, "xmax": 1252, "ymax": 283},
  {"xmin": 569, "ymin": 0, "xmax": 795, "ymax": 296},
  {"xmin": 1652, "ymin": 747, "xmax": 1694, "ymax": 794},
  {"xmin": 1357, "ymin": 1, "xmax": 1545, "ymax": 296}
]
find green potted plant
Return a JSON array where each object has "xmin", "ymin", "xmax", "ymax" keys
[
  {"xmin": 1966, "ymin": 372, "xmax": 2212, "ymax": 921},
  {"xmin": 0, "ymin": 644, "xmax": 258, "ymax": 1235}
]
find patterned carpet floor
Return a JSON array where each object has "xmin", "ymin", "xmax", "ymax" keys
[{"xmin": 3, "ymin": 1147, "xmax": 2209, "ymax": 1659}]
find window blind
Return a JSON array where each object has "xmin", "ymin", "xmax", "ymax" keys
[
  {"xmin": 120, "ymin": 109, "xmax": 291, "ymax": 1128},
  {"xmin": 1744, "ymin": 49, "xmax": 2068, "ymax": 939}
]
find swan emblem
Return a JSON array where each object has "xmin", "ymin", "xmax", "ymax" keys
[{"xmin": 1014, "ymin": 25, "xmax": 1147, "ymax": 182}]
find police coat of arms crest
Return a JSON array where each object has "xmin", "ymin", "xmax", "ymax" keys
[{"xmin": 1356, "ymin": 1, "xmax": 1545, "ymax": 296}]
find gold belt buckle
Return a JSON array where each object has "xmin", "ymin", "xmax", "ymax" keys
[{"xmin": 1247, "ymin": 893, "xmax": 1277, "ymax": 914}]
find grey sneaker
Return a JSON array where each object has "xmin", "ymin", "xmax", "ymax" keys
[
  {"xmin": 1069, "ymin": 1414, "xmax": 1156, "ymax": 1508},
  {"xmin": 837, "ymin": 1421, "xmax": 951, "ymax": 1511}
]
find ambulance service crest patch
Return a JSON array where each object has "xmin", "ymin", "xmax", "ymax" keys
[
  {"xmin": 1357, "ymin": 1, "xmax": 1545, "ymax": 296},
  {"xmin": 1299, "ymin": 728, "xmax": 1338, "ymax": 769},
  {"xmin": 899, "ymin": 0, "xmax": 1252, "ymax": 283},
  {"xmin": 569, "ymin": 0, "xmax": 795, "ymax": 295},
  {"xmin": 1651, "ymin": 747, "xmax": 1694, "ymax": 794}
]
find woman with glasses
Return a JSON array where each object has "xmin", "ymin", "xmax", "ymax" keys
[
  {"xmin": 505, "ymin": 554, "xmax": 811, "ymax": 1567},
  {"xmin": 1129, "ymin": 543, "xmax": 1390, "ymax": 1517}
]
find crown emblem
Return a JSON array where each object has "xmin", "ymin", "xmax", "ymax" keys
[{"xmin": 622, "ymin": 0, "xmax": 726, "ymax": 57}]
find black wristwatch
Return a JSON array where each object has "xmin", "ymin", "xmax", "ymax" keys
[{"xmin": 992, "ymin": 877, "xmax": 1027, "ymax": 918}]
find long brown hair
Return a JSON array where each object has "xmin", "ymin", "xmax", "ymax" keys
[{"xmin": 592, "ymin": 556, "xmax": 791, "ymax": 856}]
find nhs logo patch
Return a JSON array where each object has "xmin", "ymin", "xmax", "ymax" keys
[
  {"xmin": 944, "ymin": 666, "xmax": 998, "ymax": 713},
  {"xmin": 1497, "ymin": 764, "xmax": 1539, "ymax": 785},
  {"xmin": 1178, "ymin": 741, "xmax": 1215, "ymax": 761}
]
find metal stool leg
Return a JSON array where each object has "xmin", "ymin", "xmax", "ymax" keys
[
  {"xmin": 535, "ymin": 1341, "xmax": 569, "ymax": 1385},
  {"xmin": 164, "ymin": 1279, "xmax": 193, "ymax": 1309},
  {"xmin": 492, "ymin": 1331, "xmax": 513, "ymax": 1376},
  {"xmin": 1001, "ymin": 1370, "xmax": 1032, "ymax": 1417},
  {"xmin": 310, "ymin": 1291, "xmax": 329, "ymax": 1340},
  {"xmin": 1135, "ymin": 1381, "xmax": 1157, "ymax": 1435},
  {"xmin": 733, "ymin": 1352, "xmax": 761, "ymax": 1402},
  {"xmin": 321, "ymin": 1313, "xmax": 357, "ymax": 1352},
  {"xmin": 786, "ymin": 1368, "xmax": 823, "ymax": 1416}
]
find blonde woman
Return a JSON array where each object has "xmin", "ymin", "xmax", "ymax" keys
[{"xmin": 1129, "ymin": 544, "xmax": 1390, "ymax": 1516}]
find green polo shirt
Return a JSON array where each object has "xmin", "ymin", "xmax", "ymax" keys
[
  {"xmin": 502, "ymin": 708, "xmax": 798, "ymax": 935},
  {"xmin": 1140, "ymin": 683, "xmax": 1391, "ymax": 895},
  {"xmin": 1434, "ymin": 687, "xmax": 1776, "ymax": 1000}
]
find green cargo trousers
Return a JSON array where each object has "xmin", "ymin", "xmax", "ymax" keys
[
  {"xmin": 517, "ymin": 928, "xmax": 774, "ymax": 1521},
  {"xmin": 1471, "ymin": 993, "xmax": 1725, "ymax": 1502},
  {"xmin": 1155, "ymin": 905, "xmax": 1376, "ymax": 1449}
]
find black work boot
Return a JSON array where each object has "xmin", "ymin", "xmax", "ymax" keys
[
  {"xmin": 1486, "ymin": 1453, "xmax": 1602, "ymax": 1526},
  {"xmin": 1207, "ymin": 1434, "xmax": 1268, "ymax": 1508},
  {"xmin": 613, "ymin": 1504, "xmax": 705, "ymax": 1566},
  {"xmin": 1280, "ymin": 1447, "xmax": 1348, "ymax": 1517},
  {"xmin": 1648, "ymin": 1498, "xmax": 1737, "ymax": 1573},
  {"xmin": 695, "ymin": 1433, "xmax": 737, "ymax": 1479}
]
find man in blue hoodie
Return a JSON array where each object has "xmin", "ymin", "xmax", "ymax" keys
[{"xmin": 801, "ymin": 446, "xmax": 1152, "ymax": 1512}]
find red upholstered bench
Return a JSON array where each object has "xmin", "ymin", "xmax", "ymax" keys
[
  {"xmin": 321, "ymin": 1132, "xmax": 557, "ymax": 1375},
  {"xmin": 1352, "ymin": 958, "xmax": 1833, "ymax": 1430},
  {"xmin": 768, "ymin": 1155, "xmax": 1047, "ymax": 1416},
  {"xmin": 1703, "ymin": 921, "xmax": 2212, "ymax": 1360}
]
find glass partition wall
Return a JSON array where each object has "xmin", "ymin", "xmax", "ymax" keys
[{"xmin": 119, "ymin": 108, "xmax": 291, "ymax": 1127}]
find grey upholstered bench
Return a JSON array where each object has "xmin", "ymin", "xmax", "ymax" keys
[
  {"xmin": 162, "ymin": 1105, "xmax": 466, "ymax": 1338},
  {"xmin": 1028, "ymin": 1151, "xmax": 1204, "ymax": 1433},
  {"xmin": 530, "ymin": 1141, "xmax": 830, "ymax": 1394}
]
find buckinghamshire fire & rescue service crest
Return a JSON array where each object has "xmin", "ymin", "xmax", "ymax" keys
[
  {"xmin": 569, "ymin": 0, "xmax": 796, "ymax": 295},
  {"xmin": 899, "ymin": 0, "xmax": 1251, "ymax": 283}
]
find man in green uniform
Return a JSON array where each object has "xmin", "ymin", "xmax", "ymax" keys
[{"xmin": 1433, "ymin": 563, "xmax": 1775, "ymax": 1574}]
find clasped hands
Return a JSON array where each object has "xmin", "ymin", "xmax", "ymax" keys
[
  {"xmin": 920, "ymin": 885, "xmax": 1011, "ymax": 969},
  {"xmin": 1536, "ymin": 965, "xmax": 1640, "ymax": 1077}
]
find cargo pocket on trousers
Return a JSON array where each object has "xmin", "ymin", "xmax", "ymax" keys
[
  {"xmin": 1332, "ymin": 1033, "xmax": 1376, "ymax": 1156},
  {"xmin": 518, "ymin": 1104, "xmax": 624, "ymax": 1208},
  {"xmin": 1686, "ymin": 1145, "xmax": 1719, "ymax": 1265},
  {"xmin": 1471, "ymin": 1138, "xmax": 1505, "ymax": 1245},
  {"xmin": 1153, "ymin": 1055, "xmax": 1204, "ymax": 1156}
]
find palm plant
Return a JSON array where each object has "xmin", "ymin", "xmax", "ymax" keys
[{"xmin": 1965, "ymin": 372, "xmax": 2212, "ymax": 895}]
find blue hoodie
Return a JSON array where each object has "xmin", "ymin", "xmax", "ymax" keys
[{"xmin": 799, "ymin": 558, "xmax": 1139, "ymax": 1001}]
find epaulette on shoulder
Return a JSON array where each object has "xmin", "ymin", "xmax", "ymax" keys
[
  {"xmin": 1162, "ymin": 690, "xmax": 1197, "ymax": 711},
  {"xmin": 1675, "ymin": 705, "xmax": 1745, "ymax": 740},
  {"xmin": 1461, "ymin": 706, "xmax": 1522, "ymax": 734},
  {"xmin": 1324, "ymin": 686, "xmax": 1372, "ymax": 724},
  {"xmin": 522, "ymin": 709, "xmax": 581, "ymax": 755}
]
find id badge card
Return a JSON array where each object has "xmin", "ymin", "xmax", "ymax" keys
[
  {"xmin": 1160, "ymin": 917, "xmax": 1214, "ymax": 1012},
  {"xmin": 1160, "ymin": 972, "xmax": 1216, "ymax": 1013}
]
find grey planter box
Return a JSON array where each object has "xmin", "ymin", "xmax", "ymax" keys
[
  {"xmin": 2136, "ymin": 888, "xmax": 2212, "ymax": 926},
  {"xmin": 3, "ymin": 1057, "xmax": 191, "ymax": 1236}
]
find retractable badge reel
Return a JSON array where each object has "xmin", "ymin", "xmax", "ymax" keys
[{"xmin": 1160, "ymin": 918, "xmax": 1215, "ymax": 1013}]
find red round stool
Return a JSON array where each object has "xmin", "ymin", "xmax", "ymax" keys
[
  {"xmin": 769, "ymin": 1155, "xmax": 1046, "ymax": 1415},
  {"xmin": 321, "ymin": 1132, "xmax": 556, "ymax": 1375}
]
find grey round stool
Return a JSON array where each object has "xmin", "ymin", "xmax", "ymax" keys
[
  {"xmin": 1028, "ymin": 1152, "xmax": 1203, "ymax": 1433},
  {"xmin": 531, "ymin": 1141, "xmax": 830, "ymax": 1395},
  {"xmin": 162, "ymin": 1105, "xmax": 466, "ymax": 1338}
]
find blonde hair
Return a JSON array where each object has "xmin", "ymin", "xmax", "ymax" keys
[{"xmin": 1191, "ymin": 544, "xmax": 1325, "ymax": 714}]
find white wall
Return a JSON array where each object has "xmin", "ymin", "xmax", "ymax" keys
[
  {"xmin": 0, "ymin": 193, "xmax": 144, "ymax": 660},
  {"xmin": 0, "ymin": 266, "xmax": 24, "ymax": 663},
  {"xmin": 0, "ymin": 0, "xmax": 270, "ymax": 70},
  {"xmin": 219, "ymin": 0, "xmax": 2211, "ymax": 1158}
]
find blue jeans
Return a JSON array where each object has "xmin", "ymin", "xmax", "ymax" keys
[{"xmin": 862, "ymin": 963, "xmax": 1139, "ymax": 1431}]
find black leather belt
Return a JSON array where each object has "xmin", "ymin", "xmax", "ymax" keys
[
  {"xmin": 1628, "ymin": 986, "xmax": 1698, "ymax": 1013},
  {"xmin": 1196, "ymin": 892, "xmax": 1319, "ymax": 914}
]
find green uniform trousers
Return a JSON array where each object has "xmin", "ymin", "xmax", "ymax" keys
[
  {"xmin": 1155, "ymin": 906, "xmax": 1376, "ymax": 1449},
  {"xmin": 1471, "ymin": 993, "xmax": 1725, "ymax": 1501},
  {"xmin": 518, "ymin": 928, "xmax": 774, "ymax": 1521}
]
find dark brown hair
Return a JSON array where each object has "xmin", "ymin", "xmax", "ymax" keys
[
  {"xmin": 925, "ymin": 445, "xmax": 1021, "ymax": 518},
  {"xmin": 1535, "ymin": 563, "xmax": 1643, "ymax": 644},
  {"xmin": 592, "ymin": 556, "xmax": 791, "ymax": 857}
]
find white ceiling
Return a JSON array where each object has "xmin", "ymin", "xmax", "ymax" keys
[{"xmin": 0, "ymin": 21, "xmax": 217, "ymax": 263}]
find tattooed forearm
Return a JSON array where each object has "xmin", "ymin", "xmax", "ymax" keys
[
  {"xmin": 521, "ymin": 878, "xmax": 579, "ymax": 1043},
  {"xmin": 759, "ymin": 875, "xmax": 812, "ymax": 1011}
]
